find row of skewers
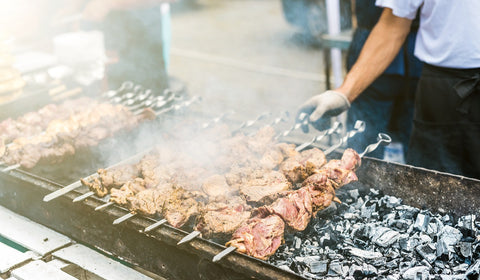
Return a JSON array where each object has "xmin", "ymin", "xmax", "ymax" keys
[
  {"xmin": 0, "ymin": 81, "xmax": 197, "ymax": 171},
  {"xmin": 41, "ymin": 112, "xmax": 390, "ymax": 262}
]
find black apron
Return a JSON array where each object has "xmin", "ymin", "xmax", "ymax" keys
[{"xmin": 407, "ymin": 64, "xmax": 480, "ymax": 179}]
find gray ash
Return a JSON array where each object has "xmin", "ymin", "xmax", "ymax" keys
[{"xmin": 267, "ymin": 188, "xmax": 480, "ymax": 280}]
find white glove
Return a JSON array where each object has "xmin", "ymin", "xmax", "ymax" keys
[{"xmin": 297, "ymin": 90, "xmax": 350, "ymax": 132}]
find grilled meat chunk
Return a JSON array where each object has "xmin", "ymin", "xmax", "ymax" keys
[
  {"xmin": 280, "ymin": 148, "xmax": 327, "ymax": 184},
  {"xmin": 127, "ymin": 188, "xmax": 165, "ymax": 216},
  {"xmin": 195, "ymin": 198, "xmax": 251, "ymax": 240},
  {"xmin": 226, "ymin": 210, "xmax": 285, "ymax": 260},
  {"xmin": 98, "ymin": 165, "xmax": 140, "ymax": 189},
  {"xmin": 81, "ymin": 177, "xmax": 109, "ymax": 197},
  {"xmin": 163, "ymin": 187, "xmax": 203, "ymax": 228},
  {"xmin": 259, "ymin": 187, "xmax": 313, "ymax": 231},
  {"xmin": 110, "ymin": 178, "xmax": 146, "ymax": 205},
  {"xmin": 239, "ymin": 171, "xmax": 291, "ymax": 205},
  {"xmin": 201, "ymin": 174, "xmax": 235, "ymax": 197}
]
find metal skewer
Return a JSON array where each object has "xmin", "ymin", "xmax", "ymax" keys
[
  {"xmin": 144, "ymin": 219, "xmax": 167, "ymax": 232},
  {"xmin": 295, "ymin": 121, "xmax": 342, "ymax": 152},
  {"xmin": 177, "ymin": 231, "xmax": 201, "ymax": 245},
  {"xmin": 95, "ymin": 201, "xmax": 114, "ymax": 211},
  {"xmin": 275, "ymin": 113, "xmax": 308, "ymax": 140},
  {"xmin": 72, "ymin": 191, "xmax": 94, "ymax": 203},
  {"xmin": 212, "ymin": 246, "xmax": 237, "ymax": 263},
  {"xmin": 2, "ymin": 164, "xmax": 21, "ymax": 172},
  {"xmin": 232, "ymin": 112, "xmax": 271, "ymax": 134},
  {"xmin": 43, "ymin": 150, "xmax": 150, "ymax": 202},
  {"xmin": 201, "ymin": 111, "xmax": 235, "ymax": 129},
  {"xmin": 113, "ymin": 213, "xmax": 136, "ymax": 225},
  {"xmin": 324, "ymin": 120, "xmax": 366, "ymax": 155},
  {"xmin": 360, "ymin": 133, "xmax": 392, "ymax": 157}
]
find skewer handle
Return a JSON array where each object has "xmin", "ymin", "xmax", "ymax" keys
[
  {"xmin": 212, "ymin": 246, "xmax": 237, "ymax": 263},
  {"xmin": 359, "ymin": 133, "xmax": 392, "ymax": 158},
  {"xmin": 144, "ymin": 219, "xmax": 167, "ymax": 232},
  {"xmin": 177, "ymin": 231, "xmax": 201, "ymax": 245},
  {"xmin": 324, "ymin": 120, "xmax": 365, "ymax": 155}
]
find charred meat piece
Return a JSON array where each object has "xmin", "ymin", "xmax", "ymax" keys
[
  {"xmin": 127, "ymin": 188, "xmax": 164, "ymax": 216},
  {"xmin": 239, "ymin": 171, "xmax": 291, "ymax": 205},
  {"xmin": 226, "ymin": 210, "xmax": 285, "ymax": 260},
  {"xmin": 260, "ymin": 187, "xmax": 313, "ymax": 231},
  {"xmin": 110, "ymin": 178, "xmax": 146, "ymax": 205},
  {"xmin": 81, "ymin": 177, "xmax": 109, "ymax": 197},
  {"xmin": 280, "ymin": 148, "xmax": 327, "ymax": 184},
  {"xmin": 163, "ymin": 187, "xmax": 203, "ymax": 228},
  {"xmin": 98, "ymin": 164, "xmax": 140, "ymax": 189},
  {"xmin": 195, "ymin": 198, "xmax": 251, "ymax": 240},
  {"xmin": 80, "ymin": 164, "xmax": 140, "ymax": 197}
]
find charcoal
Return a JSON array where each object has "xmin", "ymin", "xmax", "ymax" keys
[
  {"xmin": 370, "ymin": 257, "xmax": 387, "ymax": 267},
  {"xmin": 327, "ymin": 261, "xmax": 344, "ymax": 277},
  {"xmin": 399, "ymin": 235, "xmax": 418, "ymax": 252},
  {"xmin": 361, "ymin": 202, "xmax": 376, "ymax": 219},
  {"xmin": 309, "ymin": 260, "xmax": 328, "ymax": 274},
  {"xmin": 416, "ymin": 243, "xmax": 437, "ymax": 263},
  {"xmin": 437, "ymin": 239, "xmax": 451, "ymax": 260},
  {"xmin": 459, "ymin": 242, "xmax": 473, "ymax": 259},
  {"xmin": 402, "ymin": 266, "xmax": 430, "ymax": 280},
  {"xmin": 466, "ymin": 259, "xmax": 480, "ymax": 280},
  {"xmin": 348, "ymin": 189, "xmax": 360, "ymax": 200},
  {"xmin": 386, "ymin": 259, "xmax": 399, "ymax": 269},
  {"xmin": 397, "ymin": 205, "xmax": 419, "ymax": 220},
  {"xmin": 383, "ymin": 196, "xmax": 402, "ymax": 208},
  {"xmin": 458, "ymin": 215, "xmax": 477, "ymax": 237},
  {"xmin": 438, "ymin": 226, "xmax": 463, "ymax": 251},
  {"xmin": 414, "ymin": 213, "xmax": 431, "ymax": 232},
  {"xmin": 351, "ymin": 263, "xmax": 377, "ymax": 279},
  {"xmin": 294, "ymin": 236, "xmax": 302, "ymax": 249},
  {"xmin": 346, "ymin": 247, "xmax": 382, "ymax": 259},
  {"xmin": 372, "ymin": 227, "xmax": 400, "ymax": 247},
  {"xmin": 452, "ymin": 263, "xmax": 469, "ymax": 273},
  {"xmin": 386, "ymin": 274, "xmax": 400, "ymax": 280}
]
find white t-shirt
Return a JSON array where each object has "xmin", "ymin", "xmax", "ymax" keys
[{"xmin": 376, "ymin": 0, "xmax": 480, "ymax": 69}]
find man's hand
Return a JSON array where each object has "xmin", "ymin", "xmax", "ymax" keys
[{"xmin": 297, "ymin": 90, "xmax": 350, "ymax": 133}]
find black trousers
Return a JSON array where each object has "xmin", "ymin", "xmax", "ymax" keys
[{"xmin": 407, "ymin": 64, "xmax": 480, "ymax": 179}]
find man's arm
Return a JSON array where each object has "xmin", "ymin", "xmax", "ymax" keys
[{"xmin": 337, "ymin": 8, "xmax": 413, "ymax": 102}]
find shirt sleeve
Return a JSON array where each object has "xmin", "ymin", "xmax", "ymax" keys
[{"xmin": 375, "ymin": 0, "xmax": 423, "ymax": 20}]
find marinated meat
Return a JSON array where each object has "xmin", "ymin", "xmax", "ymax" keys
[
  {"xmin": 163, "ymin": 187, "xmax": 203, "ymax": 228},
  {"xmin": 280, "ymin": 148, "xmax": 327, "ymax": 184},
  {"xmin": 239, "ymin": 171, "xmax": 291, "ymax": 205},
  {"xmin": 98, "ymin": 164, "xmax": 139, "ymax": 189},
  {"xmin": 0, "ymin": 100, "xmax": 144, "ymax": 168},
  {"xmin": 81, "ymin": 177, "xmax": 109, "ymax": 197},
  {"xmin": 226, "ymin": 210, "xmax": 285, "ymax": 260},
  {"xmin": 201, "ymin": 174, "xmax": 235, "ymax": 197},
  {"xmin": 110, "ymin": 178, "xmax": 146, "ymax": 205},
  {"xmin": 260, "ymin": 187, "xmax": 313, "ymax": 231},
  {"xmin": 127, "ymin": 188, "xmax": 165, "ymax": 216},
  {"xmin": 195, "ymin": 198, "xmax": 251, "ymax": 240}
]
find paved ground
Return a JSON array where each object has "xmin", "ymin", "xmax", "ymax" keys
[{"xmin": 169, "ymin": 0, "xmax": 328, "ymax": 121}]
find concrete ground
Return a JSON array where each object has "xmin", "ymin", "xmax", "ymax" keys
[{"xmin": 169, "ymin": 0, "xmax": 328, "ymax": 122}]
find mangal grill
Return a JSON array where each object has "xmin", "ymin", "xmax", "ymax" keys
[{"xmin": 0, "ymin": 91, "xmax": 479, "ymax": 280}]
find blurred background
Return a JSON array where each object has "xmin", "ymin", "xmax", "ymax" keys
[{"xmin": 0, "ymin": 0, "xmax": 353, "ymax": 121}]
